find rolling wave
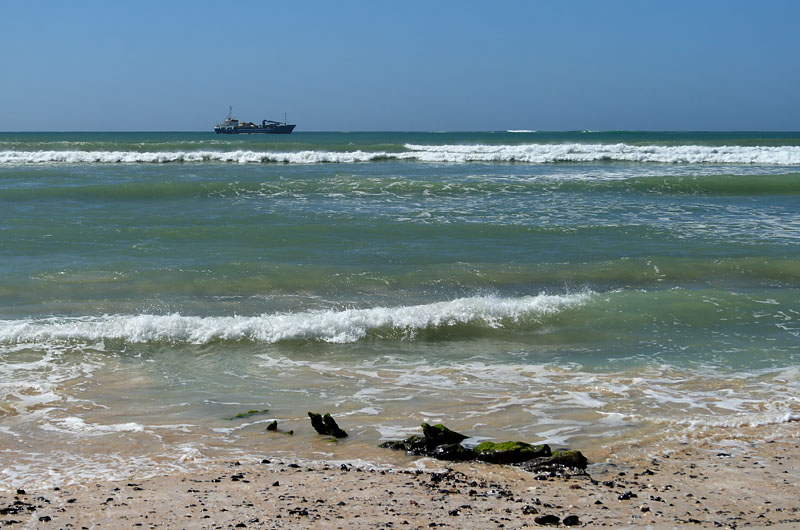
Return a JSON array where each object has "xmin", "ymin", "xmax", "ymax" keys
[
  {"xmin": 2, "ymin": 143, "xmax": 799, "ymax": 165},
  {"xmin": 0, "ymin": 293, "xmax": 593, "ymax": 345},
  {"xmin": 2, "ymin": 173, "xmax": 798, "ymax": 202}
]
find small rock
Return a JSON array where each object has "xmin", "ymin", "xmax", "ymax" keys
[
  {"xmin": 563, "ymin": 515, "xmax": 581, "ymax": 526},
  {"xmin": 534, "ymin": 514, "xmax": 560, "ymax": 526},
  {"xmin": 522, "ymin": 505, "xmax": 539, "ymax": 515}
]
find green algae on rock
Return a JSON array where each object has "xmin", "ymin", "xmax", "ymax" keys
[
  {"xmin": 378, "ymin": 423, "xmax": 587, "ymax": 471},
  {"xmin": 224, "ymin": 409, "xmax": 269, "ymax": 420},
  {"xmin": 520, "ymin": 450, "xmax": 589, "ymax": 472},
  {"xmin": 474, "ymin": 440, "xmax": 551, "ymax": 464},
  {"xmin": 420, "ymin": 423, "xmax": 468, "ymax": 449}
]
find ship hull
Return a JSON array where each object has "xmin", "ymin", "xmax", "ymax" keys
[{"xmin": 214, "ymin": 124, "xmax": 296, "ymax": 135}]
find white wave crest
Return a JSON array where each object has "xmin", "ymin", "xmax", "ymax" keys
[
  {"xmin": 0, "ymin": 149, "xmax": 386, "ymax": 165},
  {"xmin": 0, "ymin": 293, "xmax": 592, "ymax": 345},
  {"xmin": 2, "ymin": 143, "xmax": 799, "ymax": 165},
  {"xmin": 402, "ymin": 143, "xmax": 800, "ymax": 164}
]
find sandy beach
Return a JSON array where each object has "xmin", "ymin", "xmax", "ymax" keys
[{"xmin": 2, "ymin": 422, "xmax": 797, "ymax": 529}]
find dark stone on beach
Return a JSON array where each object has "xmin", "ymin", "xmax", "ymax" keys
[
  {"xmin": 549, "ymin": 450, "xmax": 588, "ymax": 469},
  {"xmin": 39, "ymin": 516, "xmax": 52, "ymax": 522},
  {"xmin": 522, "ymin": 505, "xmax": 539, "ymax": 515},
  {"xmin": 266, "ymin": 420, "xmax": 278, "ymax": 431},
  {"xmin": 421, "ymin": 423, "xmax": 468, "ymax": 449},
  {"xmin": 474, "ymin": 441, "xmax": 551, "ymax": 464},
  {"xmin": 379, "ymin": 435, "xmax": 428, "ymax": 455},
  {"xmin": 563, "ymin": 515, "xmax": 581, "ymax": 526},
  {"xmin": 432, "ymin": 443, "xmax": 476, "ymax": 461},
  {"xmin": 307, "ymin": 412, "xmax": 348, "ymax": 438},
  {"xmin": 521, "ymin": 450, "xmax": 588, "ymax": 473},
  {"xmin": 377, "ymin": 423, "xmax": 585, "ymax": 474},
  {"xmin": 534, "ymin": 514, "xmax": 560, "ymax": 526},
  {"xmin": 618, "ymin": 490, "xmax": 637, "ymax": 500}
]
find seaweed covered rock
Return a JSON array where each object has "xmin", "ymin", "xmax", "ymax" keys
[
  {"xmin": 380, "ymin": 424, "xmax": 468, "ymax": 458},
  {"xmin": 421, "ymin": 423, "xmax": 468, "ymax": 449},
  {"xmin": 378, "ymin": 435, "xmax": 427, "ymax": 455},
  {"xmin": 224, "ymin": 409, "xmax": 269, "ymax": 420},
  {"xmin": 474, "ymin": 441, "xmax": 551, "ymax": 464},
  {"xmin": 432, "ymin": 443, "xmax": 476, "ymax": 461},
  {"xmin": 307, "ymin": 412, "xmax": 348, "ymax": 438},
  {"xmin": 519, "ymin": 450, "xmax": 588, "ymax": 473},
  {"xmin": 377, "ymin": 423, "xmax": 582, "ymax": 470}
]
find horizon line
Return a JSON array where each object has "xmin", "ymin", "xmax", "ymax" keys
[{"xmin": 2, "ymin": 129, "xmax": 800, "ymax": 134}]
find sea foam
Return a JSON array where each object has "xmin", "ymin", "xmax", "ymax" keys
[
  {"xmin": 2, "ymin": 143, "xmax": 799, "ymax": 165},
  {"xmin": 0, "ymin": 293, "xmax": 591, "ymax": 345}
]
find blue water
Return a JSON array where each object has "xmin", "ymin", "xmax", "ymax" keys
[{"xmin": 1, "ymin": 131, "xmax": 798, "ymax": 487}]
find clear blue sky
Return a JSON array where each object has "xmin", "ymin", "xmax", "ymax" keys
[{"xmin": 2, "ymin": 0, "xmax": 798, "ymax": 131}]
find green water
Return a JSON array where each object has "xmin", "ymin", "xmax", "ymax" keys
[{"xmin": 0, "ymin": 131, "xmax": 798, "ymax": 488}]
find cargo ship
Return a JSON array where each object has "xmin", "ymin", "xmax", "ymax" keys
[{"xmin": 214, "ymin": 107, "xmax": 296, "ymax": 134}]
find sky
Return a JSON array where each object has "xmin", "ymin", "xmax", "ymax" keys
[{"xmin": 1, "ymin": 0, "xmax": 799, "ymax": 131}]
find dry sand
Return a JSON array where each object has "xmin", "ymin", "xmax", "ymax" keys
[{"xmin": 2, "ymin": 423, "xmax": 797, "ymax": 529}]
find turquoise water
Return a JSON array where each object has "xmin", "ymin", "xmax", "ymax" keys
[{"xmin": 1, "ymin": 131, "xmax": 798, "ymax": 487}]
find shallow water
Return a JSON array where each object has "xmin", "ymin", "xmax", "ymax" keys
[{"xmin": 1, "ymin": 131, "xmax": 798, "ymax": 489}]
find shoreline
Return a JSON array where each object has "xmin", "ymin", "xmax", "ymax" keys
[{"xmin": 2, "ymin": 422, "xmax": 797, "ymax": 528}]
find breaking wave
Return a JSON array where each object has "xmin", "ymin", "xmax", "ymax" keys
[
  {"xmin": 2, "ymin": 143, "xmax": 800, "ymax": 165},
  {"xmin": 0, "ymin": 293, "xmax": 592, "ymax": 345}
]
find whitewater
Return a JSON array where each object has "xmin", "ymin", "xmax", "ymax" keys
[{"xmin": 2, "ymin": 142, "xmax": 800, "ymax": 165}]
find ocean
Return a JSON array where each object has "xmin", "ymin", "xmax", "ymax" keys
[{"xmin": 1, "ymin": 131, "xmax": 798, "ymax": 488}]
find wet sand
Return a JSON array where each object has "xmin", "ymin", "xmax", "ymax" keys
[{"xmin": 2, "ymin": 423, "xmax": 797, "ymax": 528}]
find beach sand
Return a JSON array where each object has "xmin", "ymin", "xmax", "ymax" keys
[{"xmin": 2, "ymin": 423, "xmax": 797, "ymax": 529}]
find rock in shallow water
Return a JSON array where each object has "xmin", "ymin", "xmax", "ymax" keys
[
  {"xmin": 420, "ymin": 423, "xmax": 468, "ymax": 449},
  {"xmin": 307, "ymin": 412, "xmax": 348, "ymax": 438},
  {"xmin": 519, "ymin": 450, "xmax": 588, "ymax": 472},
  {"xmin": 474, "ymin": 440, "xmax": 551, "ymax": 464},
  {"xmin": 432, "ymin": 443, "xmax": 476, "ymax": 461}
]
